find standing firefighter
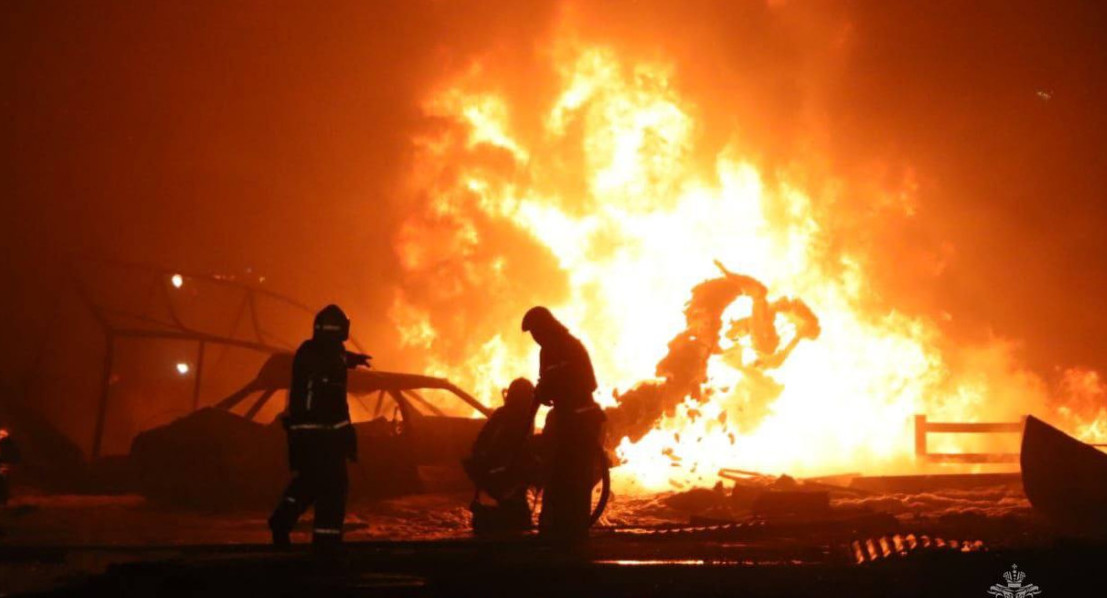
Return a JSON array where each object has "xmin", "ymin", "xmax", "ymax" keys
[
  {"xmin": 522, "ymin": 306, "xmax": 604, "ymax": 544},
  {"xmin": 268, "ymin": 304, "xmax": 370, "ymax": 548}
]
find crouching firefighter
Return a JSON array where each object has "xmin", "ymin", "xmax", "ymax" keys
[
  {"xmin": 268, "ymin": 304, "xmax": 371, "ymax": 548},
  {"xmin": 522, "ymin": 306, "xmax": 605, "ymax": 545},
  {"xmin": 463, "ymin": 378, "xmax": 538, "ymax": 535}
]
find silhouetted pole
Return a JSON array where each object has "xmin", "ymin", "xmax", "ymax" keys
[
  {"xmin": 914, "ymin": 414, "xmax": 927, "ymax": 459},
  {"xmin": 192, "ymin": 340, "xmax": 206, "ymax": 411},
  {"xmin": 91, "ymin": 332, "xmax": 115, "ymax": 458}
]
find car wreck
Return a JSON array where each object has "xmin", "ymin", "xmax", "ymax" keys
[{"xmin": 131, "ymin": 362, "xmax": 490, "ymax": 510}]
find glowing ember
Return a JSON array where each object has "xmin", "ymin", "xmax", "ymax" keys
[
  {"xmin": 388, "ymin": 33, "xmax": 1107, "ymax": 493},
  {"xmin": 175, "ymin": 362, "xmax": 190, "ymax": 375},
  {"xmin": 170, "ymin": 274, "xmax": 184, "ymax": 288}
]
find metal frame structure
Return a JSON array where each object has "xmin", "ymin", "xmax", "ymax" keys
[{"xmin": 73, "ymin": 258, "xmax": 368, "ymax": 457}]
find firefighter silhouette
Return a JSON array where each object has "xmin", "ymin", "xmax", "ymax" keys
[
  {"xmin": 463, "ymin": 378, "xmax": 538, "ymax": 534},
  {"xmin": 522, "ymin": 306, "xmax": 604, "ymax": 543},
  {"xmin": 268, "ymin": 304, "xmax": 370, "ymax": 548}
]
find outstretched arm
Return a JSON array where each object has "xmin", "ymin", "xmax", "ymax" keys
[{"xmin": 345, "ymin": 351, "xmax": 372, "ymax": 369}]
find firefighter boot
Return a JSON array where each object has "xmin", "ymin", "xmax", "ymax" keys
[
  {"xmin": 268, "ymin": 497, "xmax": 301, "ymax": 548},
  {"xmin": 268, "ymin": 515, "xmax": 292, "ymax": 547}
]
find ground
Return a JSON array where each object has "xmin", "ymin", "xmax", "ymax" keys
[{"xmin": 0, "ymin": 482, "xmax": 1102, "ymax": 596}]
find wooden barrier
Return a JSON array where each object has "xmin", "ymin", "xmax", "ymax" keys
[{"xmin": 914, "ymin": 414, "xmax": 1023, "ymax": 464}]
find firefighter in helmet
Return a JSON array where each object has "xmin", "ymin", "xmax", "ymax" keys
[
  {"xmin": 268, "ymin": 304, "xmax": 370, "ymax": 548},
  {"xmin": 463, "ymin": 377, "xmax": 538, "ymax": 534},
  {"xmin": 521, "ymin": 306, "xmax": 604, "ymax": 544}
]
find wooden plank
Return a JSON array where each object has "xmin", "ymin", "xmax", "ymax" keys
[
  {"xmin": 923, "ymin": 452, "xmax": 1020, "ymax": 463},
  {"xmin": 718, "ymin": 468, "xmax": 772, "ymax": 481},
  {"xmin": 924, "ymin": 421, "xmax": 1023, "ymax": 433},
  {"xmin": 914, "ymin": 414, "xmax": 927, "ymax": 456}
]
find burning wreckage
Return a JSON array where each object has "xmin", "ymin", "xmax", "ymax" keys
[
  {"xmin": 130, "ymin": 262, "xmax": 817, "ymax": 512},
  {"xmin": 15, "ymin": 257, "xmax": 1104, "ymax": 552},
  {"xmin": 108, "ymin": 261, "xmax": 787, "ymax": 510},
  {"xmin": 105, "ymin": 261, "xmax": 1107, "ymax": 540}
]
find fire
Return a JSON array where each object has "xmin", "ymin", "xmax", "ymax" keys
[{"xmin": 389, "ymin": 35, "xmax": 1107, "ymax": 493}]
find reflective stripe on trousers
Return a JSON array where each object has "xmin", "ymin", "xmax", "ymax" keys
[{"xmin": 288, "ymin": 420, "xmax": 351, "ymax": 431}]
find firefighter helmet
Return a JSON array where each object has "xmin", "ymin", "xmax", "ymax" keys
[
  {"xmin": 521, "ymin": 306, "xmax": 557, "ymax": 333},
  {"xmin": 502, "ymin": 377, "xmax": 535, "ymax": 410},
  {"xmin": 313, "ymin": 304, "xmax": 350, "ymax": 341}
]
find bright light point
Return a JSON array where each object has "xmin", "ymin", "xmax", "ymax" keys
[
  {"xmin": 175, "ymin": 362, "xmax": 190, "ymax": 375},
  {"xmin": 170, "ymin": 274, "xmax": 184, "ymax": 288}
]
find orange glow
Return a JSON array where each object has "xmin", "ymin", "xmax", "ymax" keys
[{"xmin": 391, "ymin": 35, "xmax": 1107, "ymax": 493}]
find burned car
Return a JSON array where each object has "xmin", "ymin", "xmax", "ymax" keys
[{"xmin": 130, "ymin": 363, "xmax": 490, "ymax": 510}]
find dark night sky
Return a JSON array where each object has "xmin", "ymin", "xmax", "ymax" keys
[{"xmin": 3, "ymin": 1, "xmax": 1107, "ymax": 451}]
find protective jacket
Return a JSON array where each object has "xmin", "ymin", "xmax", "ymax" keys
[
  {"xmin": 534, "ymin": 332, "xmax": 598, "ymax": 411},
  {"xmin": 285, "ymin": 338, "xmax": 358, "ymax": 466},
  {"xmin": 465, "ymin": 403, "xmax": 536, "ymax": 501}
]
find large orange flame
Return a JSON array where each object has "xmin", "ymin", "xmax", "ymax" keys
[{"xmin": 390, "ymin": 38, "xmax": 1107, "ymax": 493}]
